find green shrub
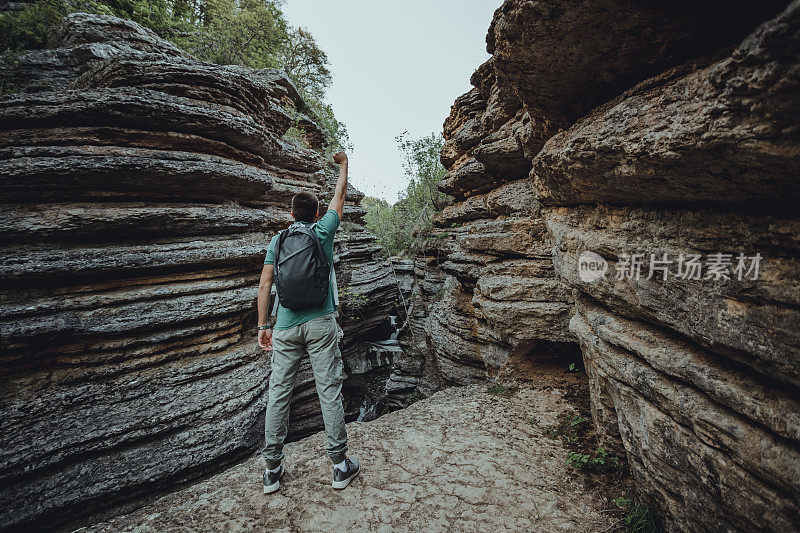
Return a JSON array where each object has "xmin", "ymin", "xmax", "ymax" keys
[
  {"xmin": 613, "ymin": 494, "xmax": 663, "ymax": 533},
  {"xmin": 624, "ymin": 502, "xmax": 661, "ymax": 533},
  {"xmin": 487, "ymin": 383, "xmax": 515, "ymax": 396},
  {"xmin": 566, "ymin": 447, "xmax": 620, "ymax": 473},
  {"xmin": 0, "ymin": 0, "xmax": 68, "ymax": 52}
]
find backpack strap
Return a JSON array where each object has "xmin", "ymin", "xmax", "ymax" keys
[
  {"xmin": 273, "ymin": 227, "xmax": 289, "ymax": 276},
  {"xmin": 310, "ymin": 221, "xmax": 339, "ymax": 305},
  {"xmin": 298, "ymin": 223, "xmax": 328, "ymax": 269}
]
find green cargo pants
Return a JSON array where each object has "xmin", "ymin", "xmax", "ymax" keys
[{"xmin": 263, "ymin": 312, "xmax": 348, "ymax": 469}]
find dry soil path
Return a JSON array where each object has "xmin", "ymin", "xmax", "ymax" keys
[{"xmin": 80, "ymin": 380, "xmax": 617, "ymax": 532}]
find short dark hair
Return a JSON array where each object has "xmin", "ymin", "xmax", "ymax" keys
[{"xmin": 291, "ymin": 192, "xmax": 319, "ymax": 222}]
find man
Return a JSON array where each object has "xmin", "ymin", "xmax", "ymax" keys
[{"xmin": 256, "ymin": 150, "xmax": 359, "ymax": 494}]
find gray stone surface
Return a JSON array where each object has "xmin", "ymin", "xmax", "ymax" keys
[
  {"xmin": 532, "ymin": 4, "xmax": 800, "ymax": 206},
  {"xmin": 486, "ymin": 0, "xmax": 789, "ymax": 123},
  {"xmin": 544, "ymin": 204, "xmax": 800, "ymax": 388},
  {"xmin": 571, "ymin": 299, "xmax": 800, "ymax": 532},
  {"xmin": 81, "ymin": 384, "xmax": 618, "ymax": 533}
]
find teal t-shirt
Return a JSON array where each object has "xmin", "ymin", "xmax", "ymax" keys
[{"xmin": 264, "ymin": 210, "xmax": 339, "ymax": 330}]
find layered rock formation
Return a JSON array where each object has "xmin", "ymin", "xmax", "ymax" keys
[
  {"xmin": 416, "ymin": 66, "xmax": 578, "ymax": 386},
  {"xmin": 428, "ymin": 0, "xmax": 799, "ymax": 531},
  {"xmin": 384, "ymin": 256, "xmax": 445, "ymax": 408},
  {"xmin": 0, "ymin": 13, "xmax": 396, "ymax": 529}
]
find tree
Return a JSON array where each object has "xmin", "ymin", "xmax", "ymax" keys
[
  {"xmin": 278, "ymin": 27, "xmax": 330, "ymax": 101},
  {"xmin": 395, "ymin": 130, "xmax": 449, "ymax": 214},
  {"xmin": 363, "ymin": 132, "xmax": 450, "ymax": 256},
  {"xmin": 178, "ymin": 0, "xmax": 286, "ymax": 68}
]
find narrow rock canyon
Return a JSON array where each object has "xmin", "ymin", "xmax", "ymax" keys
[{"xmin": 0, "ymin": 1, "xmax": 798, "ymax": 532}]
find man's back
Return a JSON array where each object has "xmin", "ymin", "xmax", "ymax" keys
[{"xmin": 263, "ymin": 209, "xmax": 340, "ymax": 330}]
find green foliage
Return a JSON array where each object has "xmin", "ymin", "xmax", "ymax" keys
[
  {"xmin": 566, "ymin": 447, "xmax": 620, "ymax": 473},
  {"xmin": 487, "ymin": 383, "xmax": 515, "ymax": 396},
  {"xmin": 404, "ymin": 392, "xmax": 423, "ymax": 405},
  {"xmin": 613, "ymin": 494, "xmax": 663, "ymax": 533},
  {"xmin": 277, "ymin": 26, "xmax": 328, "ymax": 100},
  {"xmin": 542, "ymin": 424, "xmax": 561, "ymax": 439},
  {"xmin": 624, "ymin": 502, "xmax": 661, "ymax": 533},
  {"xmin": 337, "ymin": 283, "xmax": 368, "ymax": 321},
  {"xmin": 568, "ymin": 414, "xmax": 587, "ymax": 426},
  {"xmin": 306, "ymin": 98, "xmax": 352, "ymax": 154},
  {"xmin": 565, "ymin": 451, "xmax": 591, "ymax": 468},
  {"xmin": 0, "ymin": 0, "xmax": 350, "ymax": 150},
  {"xmin": 176, "ymin": 0, "xmax": 286, "ymax": 68},
  {"xmin": 613, "ymin": 496, "xmax": 632, "ymax": 508},
  {"xmin": 338, "ymin": 283, "xmax": 367, "ymax": 305},
  {"xmin": 0, "ymin": 0, "xmax": 69, "ymax": 52},
  {"xmin": 363, "ymin": 131, "xmax": 449, "ymax": 256}
]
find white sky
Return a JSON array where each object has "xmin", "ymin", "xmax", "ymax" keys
[{"xmin": 282, "ymin": 0, "xmax": 500, "ymax": 203}]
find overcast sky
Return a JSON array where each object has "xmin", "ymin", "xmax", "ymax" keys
[{"xmin": 282, "ymin": 0, "xmax": 500, "ymax": 203}]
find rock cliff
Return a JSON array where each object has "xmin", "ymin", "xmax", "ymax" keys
[
  {"xmin": 0, "ymin": 13, "xmax": 397, "ymax": 529},
  {"xmin": 423, "ymin": 1, "xmax": 799, "ymax": 531},
  {"xmin": 407, "ymin": 65, "xmax": 578, "ymax": 388}
]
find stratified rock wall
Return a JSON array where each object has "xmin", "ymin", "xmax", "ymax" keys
[
  {"xmin": 432, "ymin": 1, "xmax": 799, "ymax": 531},
  {"xmin": 537, "ymin": 5, "xmax": 800, "ymax": 530},
  {"xmin": 420, "ymin": 57, "xmax": 577, "ymax": 387},
  {"xmin": 0, "ymin": 13, "xmax": 396, "ymax": 529}
]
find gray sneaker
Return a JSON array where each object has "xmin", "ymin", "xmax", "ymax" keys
[
  {"xmin": 263, "ymin": 464, "xmax": 284, "ymax": 494},
  {"xmin": 332, "ymin": 457, "xmax": 360, "ymax": 489}
]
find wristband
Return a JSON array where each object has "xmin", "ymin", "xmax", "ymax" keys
[{"xmin": 257, "ymin": 325, "xmax": 272, "ymax": 330}]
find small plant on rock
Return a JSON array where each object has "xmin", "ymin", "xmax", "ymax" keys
[
  {"xmin": 568, "ymin": 414, "xmax": 588, "ymax": 426},
  {"xmin": 542, "ymin": 424, "xmax": 561, "ymax": 439},
  {"xmin": 566, "ymin": 447, "xmax": 620, "ymax": 473},
  {"xmin": 612, "ymin": 493, "xmax": 663, "ymax": 533},
  {"xmin": 613, "ymin": 496, "xmax": 632, "ymax": 509},
  {"xmin": 487, "ymin": 383, "xmax": 514, "ymax": 396},
  {"xmin": 624, "ymin": 501, "xmax": 661, "ymax": 533},
  {"xmin": 404, "ymin": 392, "xmax": 423, "ymax": 405}
]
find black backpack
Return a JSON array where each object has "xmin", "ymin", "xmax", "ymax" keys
[{"xmin": 273, "ymin": 222, "xmax": 330, "ymax": 310}]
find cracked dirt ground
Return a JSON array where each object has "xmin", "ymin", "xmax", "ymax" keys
[{"xmin": 81, "ymin": 372, "xmax": 618, "ymax": 532}]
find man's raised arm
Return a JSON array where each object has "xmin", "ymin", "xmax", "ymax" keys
[{"xmin": 328, "ymin": 151, "xmax": 348, "ymax": 219}]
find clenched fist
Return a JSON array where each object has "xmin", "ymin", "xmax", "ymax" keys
[{"xmin": 332, "ymin": 151, "xmax": 348, "ymax": 164}]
